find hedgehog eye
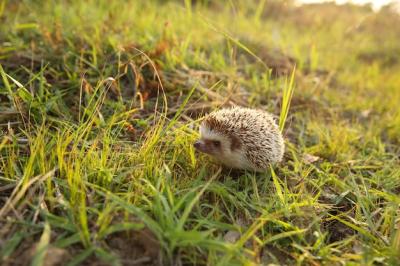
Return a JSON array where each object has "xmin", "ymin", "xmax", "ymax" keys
[{"xmin": 212, "ymin": 140, "xmax": 221, "ymax": 147}]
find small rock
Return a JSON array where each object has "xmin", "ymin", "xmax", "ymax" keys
[
  {"xmin": 21, "ymin": 245, "xmax": 69, "ymax": 266},
  {"xmin": 303, "ymin": 153, "xmax": 320, "ymax": 164},
  {"xmin": 361, "ymin": 109, "xmax": 371, "ymax": 118},
  {"xmin": 223, "ymin": 230, "xmax": 241, "ymax": 244},
  {"xmin": 43, "ymin": 247, "xmax": 69, "ymax": 266},
  {"xmin": 352, "ymin": 241, "xmax": 363, "ymax": 254}
]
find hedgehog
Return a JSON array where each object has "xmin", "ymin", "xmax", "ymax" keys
[{"xmin": 193, "ymin": 106, "xmax": 284, "ymax": 172}]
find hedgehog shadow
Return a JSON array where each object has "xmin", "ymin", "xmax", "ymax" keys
[{"xmin": 219, "ymin": 166, "xmax": 271, "ymax": 180}]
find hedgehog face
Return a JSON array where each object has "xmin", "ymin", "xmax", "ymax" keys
[
  {"xmin": 194, "ymin": 123, "xmax": 249, "ymax": 169},
  {"xmin": 194, "ymin": 125, "xmax": 230, "ymax": 156},
  {"xmin": 193, "ymin": 138, "xmax": 225, "ymax": 155}
]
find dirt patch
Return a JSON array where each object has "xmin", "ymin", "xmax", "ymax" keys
[
  {"xmin": 320, "ymin": 189, "xmax": 356, "ymax": 243},
  {"xmin": 237, "ymin": 40, "xmax": 297, "ymax": 77},
  {"xmin": 260, "ymin": 244, "xmax": 294, "ymax": 265},
  {"xmin": 106, "ymin": 227, "xmax": 161, "ymax": 266},
  {"xmin": 323, "ymin": 218, "xmax": 356, "ymax": 243},
  {"xmin": 357, "ymin": 49, "xmax": 400, "ymax": 68}
]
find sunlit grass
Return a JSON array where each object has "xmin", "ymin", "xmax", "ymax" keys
[{"xmin": 0, "ymin": 0, "xmax": 399, "ymax": 265}]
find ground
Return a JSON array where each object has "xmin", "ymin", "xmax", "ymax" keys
[{"xmin": 0, "ymin": 0, "xmax": 399, "ymax": 265}]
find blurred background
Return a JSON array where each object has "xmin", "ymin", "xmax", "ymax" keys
[{"xmin": 300, "ymin": 0, "xmax": 399, "ymax": 10}]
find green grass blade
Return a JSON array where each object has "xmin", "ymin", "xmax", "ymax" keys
[
  {"xmin": 279, "ymin": 66, "xmax": 296, "ymax": 132},
  {"xmin": 270, "ymin": 166, "xmax": 284, "ymax": 204},
  {"xmin": 31, "ymin": 222, "xmax": 51, "ymax": 266}
]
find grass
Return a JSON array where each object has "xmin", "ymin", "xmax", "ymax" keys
[{"xmin": 0, "ymin": 0, "xmax": 400, "ymax": 265}]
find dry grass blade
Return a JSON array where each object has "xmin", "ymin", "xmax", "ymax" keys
[{"xmin": 0, "ymin": 168, "xmax": 56, "ymax": 217}]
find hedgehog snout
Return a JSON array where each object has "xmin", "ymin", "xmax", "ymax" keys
[
  {"xmin": 194, "ymin": 139, "xmax": 216, "ymax": 155},
  {"xmin": 193, "ymin": 140, "xmax": 203, "ymax": 150},
  {"xmin": 194, "ymin": 140, "xmax": 209, "ymax": 154}
]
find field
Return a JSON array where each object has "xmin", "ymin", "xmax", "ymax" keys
[{"xmin": 1, "ymin": 0, "xmax": 400, "ymax": 265}]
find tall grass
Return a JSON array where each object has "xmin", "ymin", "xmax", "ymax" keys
[{"xmin": 279, "ymin": 66, "xmax": 296, "ymax": 132}]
